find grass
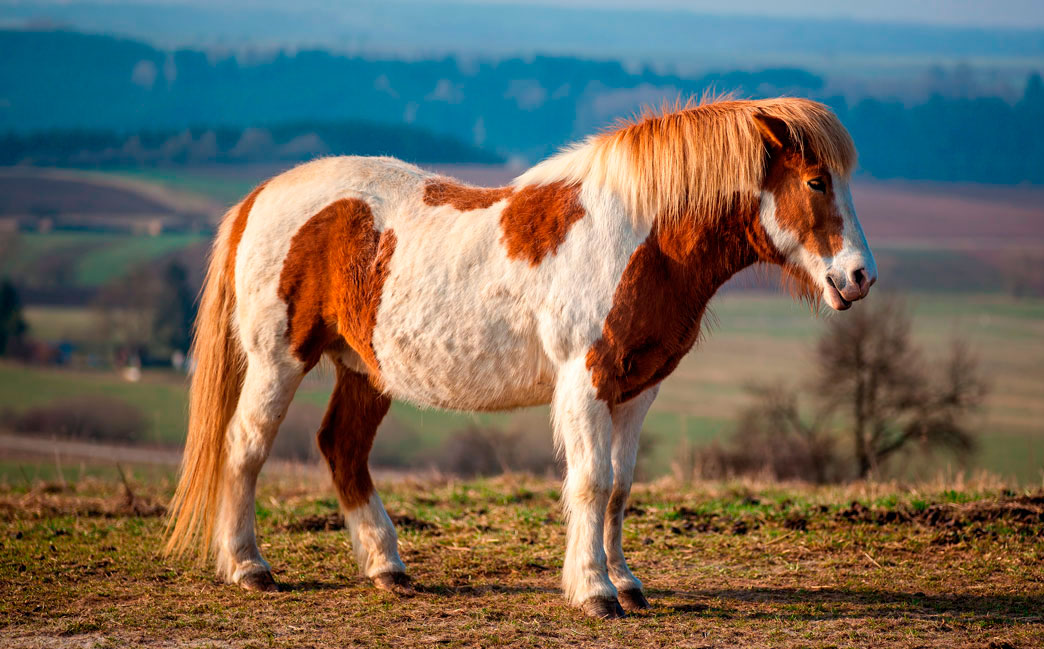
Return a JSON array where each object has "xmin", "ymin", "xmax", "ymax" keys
[
  {"xmin": 0, "ymin": 471, "xmax": 1041, "ymax": 648},
  {"xmin": 0, "ymin": 363, "xmax": 189, "ymax": 446},
  {"xmin": 2, "ymin": 231, "xmax": 207, "ymax": 288}
]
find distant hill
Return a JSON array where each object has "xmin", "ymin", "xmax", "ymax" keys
[
  {"xmin": 0, "ymin": 30, "xmax": 826, "ymax": 159},
  {"xmin": 1, "ymin": 30, "xmax": 1043, "ymax": 183}
]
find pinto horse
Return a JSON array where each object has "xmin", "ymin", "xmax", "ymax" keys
[{"xmin": 165, "ymin": 97, "xmax": 876, "ymax": 618}]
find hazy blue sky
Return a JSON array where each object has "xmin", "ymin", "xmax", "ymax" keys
[
  {"xmin": 467, "ymin": 1, "xmax": 1044, "ymax": 28},
  {"xmin": 59, "ymin": 0, "xmax": 1044, "ymax": 28}
]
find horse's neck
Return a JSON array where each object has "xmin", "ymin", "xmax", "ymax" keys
[{"xmin": 648, "ymin": 202, "xmax": 762, "ymax": 311}]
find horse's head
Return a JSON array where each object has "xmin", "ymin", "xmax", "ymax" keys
[{"xmin": 754, "ymin": 113, "xmax": 876, "ymax": 311}]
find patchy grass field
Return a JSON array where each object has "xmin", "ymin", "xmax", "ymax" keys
[{"xmin": 0, "ymin": 470, "xmax": 1041, "ymax": 648}]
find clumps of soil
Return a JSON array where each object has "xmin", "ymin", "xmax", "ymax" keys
[
  {"xmin": 391, "ymin": 513, "xmax": 436, "ymax": 533},
  {"xmin": 783, "ymin": 513, "xmax": 809, "ymax": 531},
  {"xmin": 283, "ymin": 511, "xmax": 436, "ymax": 533},
  {"xmin": 836, "ymin": 492, "xmax": 1044, "ymax": 535},
  {"xmin": 660, "ymin": 506, "xmax": 761, "ymax": 536},
  {"xmin": 283, "ymin": 512, "xmax": 344, "ymax": 532}
]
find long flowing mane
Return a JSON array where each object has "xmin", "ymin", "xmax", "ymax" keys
[{"xmin": 516, "ymin": 96, "xmax": 857, "ymax": 225}]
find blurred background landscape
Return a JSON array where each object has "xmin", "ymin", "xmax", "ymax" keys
[{"xmin": 0, "ymin": 0, "xmax": 1042, "ymax": 485}]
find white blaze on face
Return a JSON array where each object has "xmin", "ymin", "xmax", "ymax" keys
[
  {"xmin": 831, "ymin": 174, "xmax": 876, "ymax": 281},
  {"xmin": 825, "ymin": 174, "xmax": 877, "ymax": 308}
]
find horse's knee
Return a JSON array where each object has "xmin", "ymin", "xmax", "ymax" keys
[
  {"xmin": 226, "ymin": 435, "xmax": 270, "ymax": 475},
  {"xmin": 566, "ymin": 470, "xmax": 614, "ymax": 507}
]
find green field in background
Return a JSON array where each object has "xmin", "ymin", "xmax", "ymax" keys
[
  {"xmin": 2, "ymin": 231, "xmax": 206, "ymax": 288},
  {"xmin": 6, "ymin": 292, "xmax": 1044, "ymax": 483}
]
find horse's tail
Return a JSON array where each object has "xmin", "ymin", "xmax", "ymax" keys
[{"xmin": 165, "ymin": 205, "xmax": 246, "ymax": 559}]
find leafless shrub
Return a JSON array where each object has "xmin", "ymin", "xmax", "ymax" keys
[
  {"xmin": 436, "ymin": 417, "xmax": 559, "ymax": 478},
  {"xmin": 680, "ymin": 384, "xmax": 842, "ymax": 483},
  {"xmin": 6, "ymin": 396, "xmax": 147, "ymax": 442}
]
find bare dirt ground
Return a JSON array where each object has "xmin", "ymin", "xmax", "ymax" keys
[{"xmin": 1, "ymin": 469, "xmax": 1041, "ymax": 648}]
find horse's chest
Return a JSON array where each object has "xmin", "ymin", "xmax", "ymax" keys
[{"xmin": 585, "ymin": 239, "xmax": 708, "ymax": 405}]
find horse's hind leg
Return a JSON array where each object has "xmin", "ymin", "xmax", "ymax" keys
[
  {"xmin": 604, "ymin": 386, "xmax": 658, "ymax": 611},
  {"xmin": 215, "ymin": 354, "xmax": 303, "ymax": 590},
  {"xmin": 317, "ymin": 359, "xmax": 407, "ymax": 589}
]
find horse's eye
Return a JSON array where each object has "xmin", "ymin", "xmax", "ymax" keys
[{"xmin": 807, "ymin": 177, "xmax": 826, "ymax": 193}]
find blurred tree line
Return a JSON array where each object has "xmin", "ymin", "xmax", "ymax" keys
[
  {"xmin": 0, "ymin": 121, "xmax": 502, "ymax": 167},
  {"xmin": 837, "ymin": 73, "xmax": 1044, "ymax": 184},
  {"xmin": 2, "ymin": 30, "xmax": 1042, "ymax": 183}
]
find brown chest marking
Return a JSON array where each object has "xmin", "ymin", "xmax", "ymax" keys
[
  {"xmin": 277, "ymin": 198, "xmax": 396, "ymax": 373},
  {"xmin": 586, "ymin": 202, "xmax": 766, "ymax": 405},
  {"xmin": 499, "ymin": 181, "xmax": 586, "ymax": 266},
  {"xmin": 423, "ymin": 179, "xmax": 514, "ymax": 211}
]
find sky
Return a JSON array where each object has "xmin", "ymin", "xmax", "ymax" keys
[
  {"xmin": 40, "ymin": 0, "xmax": 1044, "ymax": 29},
  {"xmin": 454, "ymin": 0, "xmax": 1044, "ymax": 28},
  {"xmin": 470, "ymin": 0, "xmax": 1044, "ymax": 28}
]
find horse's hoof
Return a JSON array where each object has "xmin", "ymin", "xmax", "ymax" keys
[
  {"xmin": 239, "ymin": 570, "xmax": 279, "ymax": 593},
  {"xmin": 373, "ymin": 571, "xmax": 413, "ymax": 595},
  {"xmin": 581, "ymin": 596, "xmax": 626, "ymax": 619},
  {"xmin": 618, "ymin": 588, "xmax": 650, "ymax": 611}
]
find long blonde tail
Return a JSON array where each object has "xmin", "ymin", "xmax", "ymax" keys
[{"xmin": 165, "ymin": 208, "xmax": 247, "ymax": 558}]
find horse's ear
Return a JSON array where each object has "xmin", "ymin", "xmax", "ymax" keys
[{"xmin": 754, "ymin": 114, "xmax": 791, "ymax": 152}]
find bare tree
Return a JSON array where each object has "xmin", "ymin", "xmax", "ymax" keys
[
  {"xmin": 726, "ymin": 297, "xmax": 987, "ymax": 481},
  {"xmin": 93, "ymin": 260, "xmax": 199, "ymax": 362},
  {"xmin": 0, "ymin": 278, "xmax": 28, "ymax": 357},
  {"xmin": 94, "ymin": 265, "xmax": 164, "ymax": 361},
  {"xmin": 816, "ymin": 297, "xmax": 986, "ymax": 478}
]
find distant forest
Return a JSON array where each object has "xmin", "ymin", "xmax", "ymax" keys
[
  {"xmin": 1, "ymin": 30, "xmax": 1042, "ymax": 183},
  {"xmin": 0, "ymin": 121, "xmax": 502, "ymax": 167}
]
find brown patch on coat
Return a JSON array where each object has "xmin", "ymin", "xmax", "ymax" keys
[
  {"xmin": 316, "ymin": 360, "xmax": 390, "ymax": 510},
  {"xmin": 225, "ymin": 182, "xmax": 268, "ymax": 282},
  {"xmin": 423, "ymin": 179, "xmax": 514, "ymax": 211},
  {"xmin": 499, "ymin": 181, "xmax": 586, "ymax": 266},
  {"xmin": 586, "ymin": 197, "xmax": 784, "ymax": 405},
  {"xmin": 763, "ymin": 150, "xmax": 844, "ymax": 258},
  {"xmin": 277, "ymin": 198, "xmax": 397, "ymax": 373}
]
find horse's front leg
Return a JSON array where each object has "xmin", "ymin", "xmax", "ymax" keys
[
  {"xmin": 605, "ymin": 385, "xmax": 658, "ymax": 611},
  {"xmin": 553, "ymin": 357, "xmax": 623, "ymax": 618}
]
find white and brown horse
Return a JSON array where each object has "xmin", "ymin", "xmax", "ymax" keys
[{"xmin": 165, "ymin": 97, "xmax": 875, "ymax": 618}]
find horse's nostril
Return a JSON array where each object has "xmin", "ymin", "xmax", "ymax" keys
[{"xmin": 851, "ymin": 268, "xmax": 867, "ymax": 290}]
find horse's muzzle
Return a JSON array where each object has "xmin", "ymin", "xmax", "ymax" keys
[{"xmin": 823, "ymin": 264, "xmax": 876, "ymax": 311}]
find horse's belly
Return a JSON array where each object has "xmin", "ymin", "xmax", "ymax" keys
[
  {"xmin": 371, "ymin": 262, "xmax": 555, "ymax": 411},
  {"xmin": 373, "ymin": 315, "xmax": 555, "ymax": 411}
]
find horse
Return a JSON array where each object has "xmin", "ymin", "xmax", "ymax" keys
[{"xmin": 164, "ymin": 96, "xmax": 876, "ymax": 618}]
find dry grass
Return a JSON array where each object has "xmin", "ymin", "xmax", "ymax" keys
[{"xmin": 1, "ymin": 470, "xmax": 1042, "ymax": 648}]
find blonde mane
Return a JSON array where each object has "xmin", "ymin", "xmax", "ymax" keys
[{"xmin": 515, "ymin": 96, "xmax": 857, "ymax": 225}]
